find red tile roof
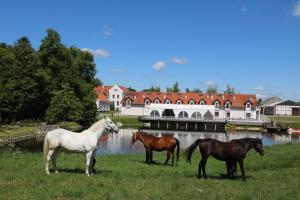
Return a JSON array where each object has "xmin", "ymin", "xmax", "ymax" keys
[{"xmin": 122, "ymin": 92, "xmax": 257, "ymax": 107}]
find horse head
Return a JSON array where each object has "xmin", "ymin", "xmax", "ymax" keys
[
  {"xmin": 104, "ymin": 116, "xmax": 119, "ymax": 134},
  {"xmin": 131, "ymin": 132, "xmax": 138, "ymax": 145},
  {"xmin": 253, "ymin": 138, "xmax": 264, "ymax": 156}
]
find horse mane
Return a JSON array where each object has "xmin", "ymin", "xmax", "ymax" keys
[{"xmin": 88, "ymin": 119, "xmax": 105, "ymax": 133}]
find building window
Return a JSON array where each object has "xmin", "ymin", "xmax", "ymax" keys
[
  {"xmin": 165, "ymin": 99, "xmax": 171, "ymax": 104},
  {"xmin": 191, "ymin": 112, "xmax": 202, "ymax": 119},
  {"xmin": 126, "ymin": 99, "xmax": 131, "ymax": 107},
  {"xmin": 176, "ymin": 100, "xmax": 183, "ymax": 104},
  {"xmin": 214, "ymin": 102, "xmax": 220, "ymax": 110},
  {"xmin": 189, "ymin": 100, "xmax": 195, "ymax": 105},
  {"xmin": 178, "ymin": 111, "xmax": 189, "ymax": 118},
  {"xmin": 226, "ymin": 112, "xmax": 230, "ymax": 118},
  {"xmin": 246, "ymin": 103, "xmax": 251, "ymax": 109},
  {"xmin": 117, "ymin": 101, "xmax": 119, "ymax": 106},
  {"xmin": 150, "ymin": 110, "xmax": 160, "ymax": 117},
  {"xmin": 112, "ymin": 95, "xmax": 115, "ymax": 99},
  {"xmin": 117, "ymin": 95, "xmax": 119, "ymax": 98},
  {"xmin": 246, "ymin": 113, "xmax": 251, "ymax": 119},
  {"xmin": 225, "ymin": 102, "xmax": 231, "ymax": 110},
  {"xmin": 154, "ymin": 99, "xmax": 160, "ymax": 104},
  {"xmin": 215, "ymin": 111, "xmax": 219, "ymax": 118},
  {"xmin": 145, "ymin": 99, "xmax": 151, "ymax": 105},
  {"xmin": 200, "ymin": 100, "xmax": 206, "ymax": 105}
]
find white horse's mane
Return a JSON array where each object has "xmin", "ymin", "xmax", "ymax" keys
[{"xmin": 88, "ymin": 118, "xmax": 105, "ymax": 133}]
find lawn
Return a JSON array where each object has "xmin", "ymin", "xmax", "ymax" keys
[
  {"xmin": 110, "ymin": 115, "xmax": 143, "ymax": 128},
  {"xmin": 268, "ymin": 116, "xmax": 300, "ymax": 128},
  {"xmin": 0, "ymin": 124, "xmax": 37, "ymax": 137},
  {"xmin": 0, "ymin": 144, "xmax": 299, "ymax": 200}
]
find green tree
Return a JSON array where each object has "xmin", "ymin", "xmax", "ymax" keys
[
  {"xmin": 46, "ymin": 86, "xmax": 84, "ymax": 124},
  {"xmin": 224, "ymin": 84, "xmax": 235, "ymax": 94},
  {"xmin": 173, "ymin": 82, "xmax": 180, "ymax": 93},
  {"xmin": 206, "ymin": 85, "xmax": 217, "ymax": 94},
  {"xmin": 143, "ymin": 86, "xmax": 160, "ymax": 92},
  {"xmin": 128, "ymin": 86, "xmax": 136, "ymax": 92}
]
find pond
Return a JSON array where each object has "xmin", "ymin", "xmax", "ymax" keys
[{"xmin": 97, "ymin": 129, "xmax": 300, "ymax": 154}]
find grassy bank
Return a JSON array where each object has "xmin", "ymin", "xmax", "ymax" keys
[
  {"xmin": 0, "ymin": 144, "xmax": 299, "ymax": 200},
  {"xmin": 268, "ymin": 116, "xmax": 300, "ymax": 128},
  {"xmin": 110, "ymin": 115, "xmax": 143, "ymax": 128}
]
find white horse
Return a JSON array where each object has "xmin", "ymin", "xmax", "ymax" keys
[{"xmin": 43, "ymin": 116, "xmax": 118, "ymax": 176}]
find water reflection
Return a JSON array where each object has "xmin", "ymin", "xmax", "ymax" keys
[{"xmin": 97, "ymin": 129, "xmax": 300, "ymax": 155}]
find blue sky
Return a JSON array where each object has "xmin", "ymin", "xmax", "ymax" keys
[{"xmin": 1, "ymin": 0, "xmax": 300, "ymax": 100}]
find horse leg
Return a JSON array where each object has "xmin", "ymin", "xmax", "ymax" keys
[
  {"xmin": 52, "ymin": 148, "xmax": 60, "ymax": 174},
  {"xmin": 164, "ymin": 151, "xmax": 170, "ymax": 165},
  {"xmin": 85, "ymin": 151, "xmax": 93, "ymax": 176},
  {"xmin": 150, "ymin": 150, "xmax": 154, "ymax": 164},
  {"xmin": 197, "ymin": 160, "xmax": 202, "ymax": 178},
  {"xmin": 171, "ymin": 150, "xmax": 175, "ymax": 166},
  {"xmin": 239, "ymin": 159, "xmax": 246, "ymax": 181},
  {"xmin": 89, "ymin": 151, "xmax": 96, "ymax": 175},
  {"xmin": 201, "ymin": 157, "xmax": 208, "ymax": 179},
  {"xmin": 145, "ymin": 149, "xmax": 149, "ymax": 163},
  {"xmin": 226, "ymin": 161, "xmax": 231, "ymax": 179},
  {"xmin": 46, "ymin": 149, "xmax": 55, "ymax": 174}
]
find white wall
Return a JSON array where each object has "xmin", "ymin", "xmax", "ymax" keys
[{"xmin": 109, "ymin": 85, "xmax": 124, "ymax": 110}]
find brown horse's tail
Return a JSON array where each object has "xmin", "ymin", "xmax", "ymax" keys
[
  {"xmin": 186, "ymin": 139, "xmax": 201, "ymax": 163},
  {"xmin": 43, "ymin": 134, "xmax": 49, "ymax": 167},
  {"xmin": 175, "ymin": 138, "xmax": 180, "ymax": 165}
]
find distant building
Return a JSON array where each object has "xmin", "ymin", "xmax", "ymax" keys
[
  {"xmin": 260, "ymin": 100, "xmax": 300, "ymax": 116},
  {"xmin": 95, "ymin": 85, "xmax": 129, "ymax": 112},
  {"xmin": 121, "ymin": 92, "xmax": 260, "ymax": 120}
]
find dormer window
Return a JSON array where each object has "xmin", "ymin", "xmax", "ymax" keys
[
  {"xmin": 126, "ymin": 99, "xmax": 131, "ymax": 107},
  {"xmin": 225, "ymin": 102, "xmax": 231, "ymax": 110},
  {"xmin": 176, "ymin": 100, "xmax": 182, "ymax": 104},
  {"xmin": 154, "ymin": 99, "xmax": 160, "ymax": 104},
  {"xmin": 189, "ymin": 100, "xmax": 195, "ymax": 105},
  {"xmin": 165, "ymin": 99, "xmax": 171, "ymax": 104},
  {"xmin": 200, "ymin": 100, "xmax": 206, "ymax": 105},
  {"xmin": 214, "ymin": 102, "xmax": 220, "ymax": 109},
  {"xmin": 246, "ymin": 102, "xmax": 251, "ymax": 109},
  {"xmin": 145, "ymin": 99, "xmax": 151, "ymax": 105}
]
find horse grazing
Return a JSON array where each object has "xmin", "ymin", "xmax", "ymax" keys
[
  {"xmin": 186, "ymin": 138, "xmax": 264, "ymax": 180},
  {"xmin": 131, "ymin": 132, "xmax": 180, "ymax": 166},
  {"xmin": 43, "ymin": 116, "xmax": 118, "ymax": 176}
]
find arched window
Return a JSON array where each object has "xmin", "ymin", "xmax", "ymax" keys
[
  {"xmin": 178, "ymin": 111, "xmax": 189, "ymax": 118},
  {"xmin": 203, "ymin": 111, "xmax": 213, "ymax": 120},
  {"xmin": 189, "ymin": 100, "xmax": 195, "ymax": 105},
  {"xmin": 246, "ymin": 102, "xmax": 251, "ymax": 109},
  {"xmin": 199, "ymin": 100, "xmax": 206, "ymax": 105},
  {"xmin": 154, "ymin": 99, "xmax": 160, "ymax": 104},
  {"xmin": 150, "ymin": 110, "xmax": 160, "ymax": 117},
  {"xmin": 214, "ymin": 101, "xmax": 220, "ymax": 109},
  {"xmin": 176, "ymin": 100, "xmax": 183, "ymax": 105},
  {"xmin": 225, "ymin": 102, "xmax": 231, "ymax": 110},
  {"xmin": 165, "ymin": 99, "xmax": 171, "ymax": 104},
  {"xmin": 191, "ymin": 112, "xmax": 202, "ymax": 119},
  {"xmin": 145, "ymin": 99, "xmax": 151, "ymax": 105},
  {"xmin": 126, "ymin": 99, "xmax": 131, "ymax": 107}
]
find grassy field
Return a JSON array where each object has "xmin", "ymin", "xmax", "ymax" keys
[
  {"xmin": 0, "ymin": 124, "xmax": 37, "ymax": 137},
  {"xmin": 0, "ymin": 144, "xmax": 299, "ymax": 200},
  {"xmin": 268, "ymin": 116, "xmax": 300, "ymax": 128},
  {"xmin": 110, "ymin": 115, "xmax": 143, "ymax": 128}
]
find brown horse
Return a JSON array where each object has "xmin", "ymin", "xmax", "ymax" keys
[
  {"xmin": 186, "ymin": 138, "xmax": 264, "ymax": 180},
  {"xmin": 131, "ymin": 132, "xmax": 180, "ymax": 166}
]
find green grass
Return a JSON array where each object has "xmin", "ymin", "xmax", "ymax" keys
[
  {"xmin": 111, "ymin": 115, "xmax": 143, "ymax": 128},
  {"xmin": 0, "ymin": 124, "xmax": 37, "ymax": 137},
  {"xmin": 268, "ymin": 116, "xmax": 300, "ymax": 128},
  {"xmin": 0, "ymin": 144, "xmax": 300, "ymax": 199}
]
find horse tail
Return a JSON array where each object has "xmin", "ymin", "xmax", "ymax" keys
[
  {"xmin": 186, "ymin": 139, "xmax": 201, "ymax": 163},
  {"xmin": 43, "ymin": 134, "xmax": 49, "ymax": 167},
  {"xmin": 175, "ymin": 138, "xmax": 180, "ymax": 165}
]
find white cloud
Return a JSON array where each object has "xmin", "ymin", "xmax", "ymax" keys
[
  {"xmin": 153, "ymin": 61, "xmax": 166, "ymax": 71},
  {"xmin": 81, "ymin": 48, "xmax": 110, "ymax": 58},
  {"xmin": 170, "ymin": 57, "xmax": 188, "ymax": 65},
  {"xmin": 204, "ymin": 80, "xmax": 216, "ymax": 87},
  {"xmin": 111, "ymin": 68, "xmax": 124, "ymax": 73},
  {"xmin": 104, "ymin": 29, "xmax": 113, "ymax": 37},
  {"xmin": 241, "ymin": 6, "xmax": 247, "ymax": 13},
  {"xmin": 293, "ymin": 1, "xmax": 300, "ymax": 16}
]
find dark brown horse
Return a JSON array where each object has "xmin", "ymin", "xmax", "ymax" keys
[
  {"xmin": 186, "ymin": 138, "xmax": 264, "ymax": 180},
  {"xmin": 131, "ymin": 132, "xmax": 180, "ymax": 165}
]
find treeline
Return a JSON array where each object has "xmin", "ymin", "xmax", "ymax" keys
[{"xmin": 0, "ymin": 29, "xmax": 101, "ymax": 125}]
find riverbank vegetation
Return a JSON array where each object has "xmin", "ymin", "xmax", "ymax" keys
[
  {"xmin": 268, "ymin": 116, "xmax": 300, "ymax": 128},
  {"xmin": 0, "ymin": 144, "xmax": 299, "ymax": 199}
]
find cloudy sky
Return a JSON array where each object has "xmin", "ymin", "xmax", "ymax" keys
[{"xmin": 1, "ymin": 0, "xmax": 300, "ymax": 100}]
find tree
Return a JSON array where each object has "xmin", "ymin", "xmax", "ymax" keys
[
  {"xmin": 224, "ymin": 84, "xmax": 235, "ymax": 94},
  {"xmin": 173, "ymin": 82, "xmax": 180, "ymax": 93},
  {"xmin": 128, "ymin": 86, "xmax": 136, "ymax": 92},
  {"xmin": 206, "ymin": 85, "xmax": 217, "ymax": 94},
  {"xmin": 46, "ymin": 86, "xmax": 84, "ymax": 124},
  {"xmin": 143, "ymin": 86, "xmax": 160, "ymax": 92}
]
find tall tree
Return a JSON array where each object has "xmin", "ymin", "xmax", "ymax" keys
[
  {"xmin": 224, "ymin": 84, "xmax": 235, "ymax": 94},
  {"xmin": 206, "ymin": 85, "xmax": 217, "ymax": 94}
]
